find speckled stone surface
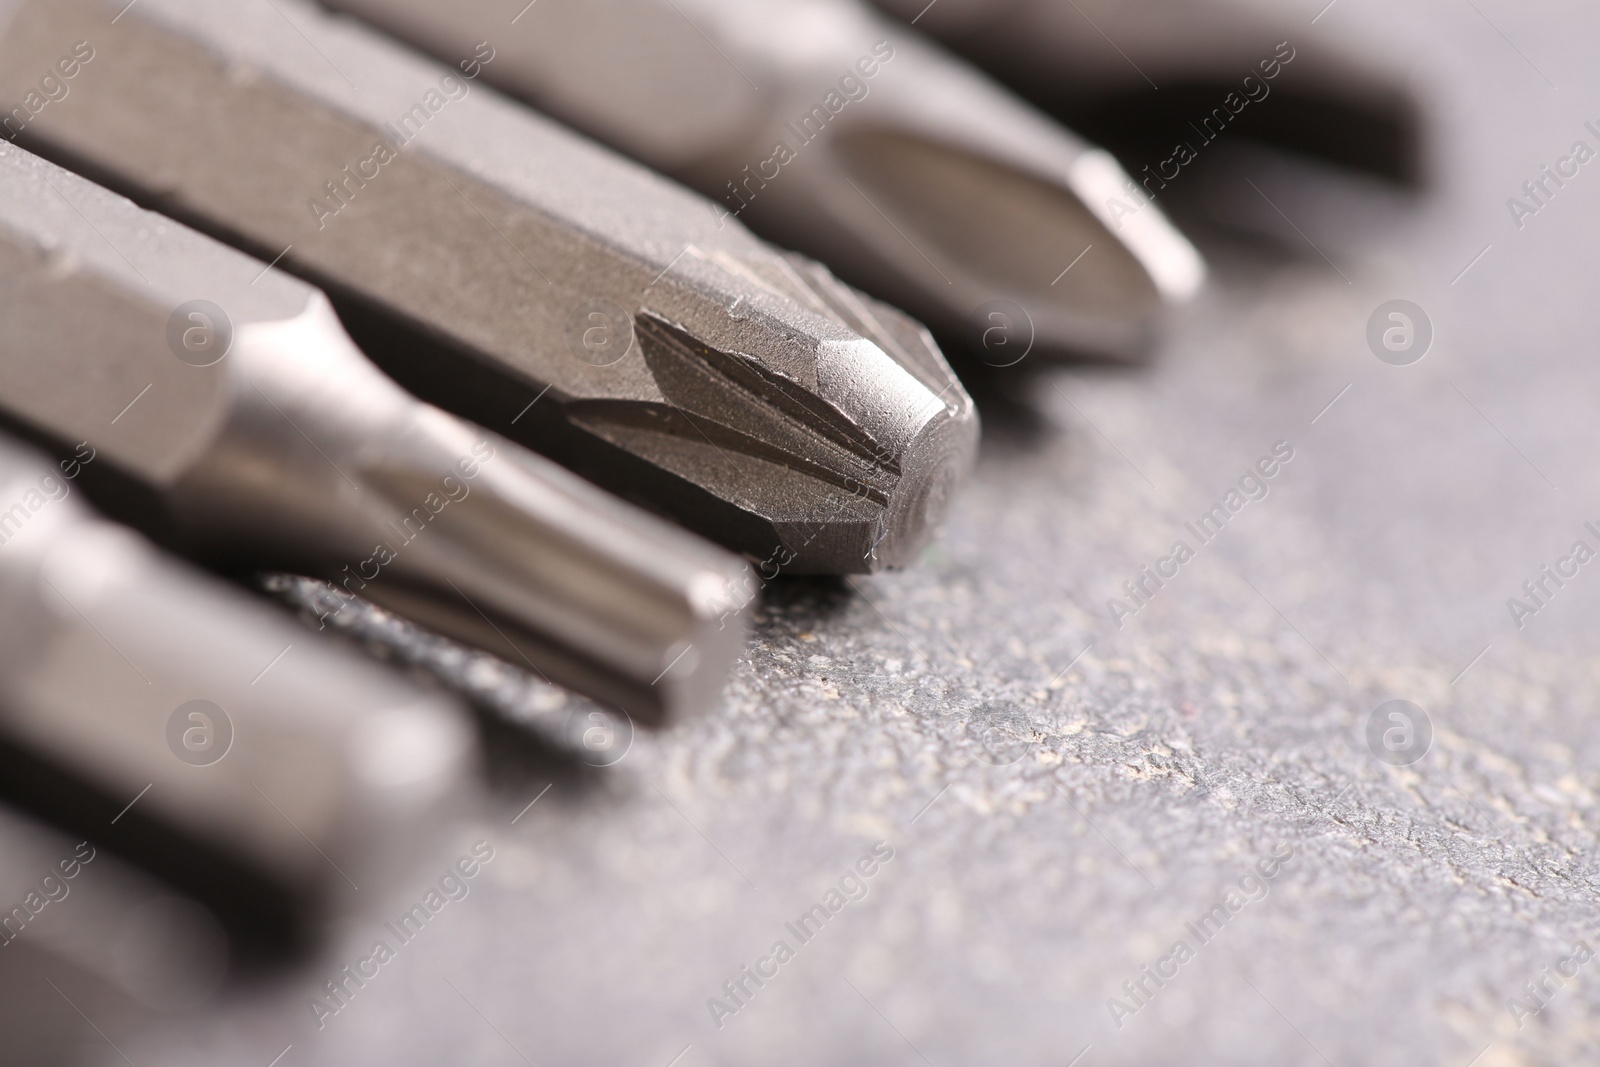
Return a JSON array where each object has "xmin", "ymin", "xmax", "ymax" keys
[{"xmin": 9, "ymin": 2, "xmax": 1600, "ymax": 1065}]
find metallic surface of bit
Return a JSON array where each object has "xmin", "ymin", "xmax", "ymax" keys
[
  {"xmin": 0, "ymin": 143, "xmax": 753, "ymax": 724},
  {"xmin": 0, "ymin": 810, "xmax": 233, "ymax": 1026},
  {"xmin": 0, "ymin": 433, "xmax": 472, "ymax": 947},
  {"xmin": 871, "ymin": 0, "xmax": 1425, "ymax": 186},
  {"xmin": 0, "ymin": 0, "xmax": 977, "ymax": 573},
  {"xmin": 323, "ymin": 0, "xmax": 1205, "ymax": 361}
]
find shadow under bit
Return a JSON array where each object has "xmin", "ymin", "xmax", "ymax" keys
[{"xmin": 255, "ymin": 574, "xmax": 624, "ymax": 798}]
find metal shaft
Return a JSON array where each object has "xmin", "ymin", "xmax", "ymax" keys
[
  {"xmin": 0, "ymin": 142, "xmax": 753, "ymax": 724},
  {"xmin": 0, "ymin": 0, "xmax": 978, "ymax": 573},
  {"xmin": 322, "ymin": 0, "xmax": 1206, "ymax": 361},
  {"xmin": 0, "ymin": 432, "xmax": 472, "ymax": 949}
]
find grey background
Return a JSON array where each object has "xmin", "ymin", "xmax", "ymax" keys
[{"xmin": 9, "ymin": 0, "xmax": 1600, "ymax": 1064}]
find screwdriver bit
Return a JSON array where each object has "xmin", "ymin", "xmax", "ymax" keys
[
  {"xmin": 872, "ymin": 0, "xmax": 1424, "ymax": 187},
  {"xmin": 322, "ymin": 0, "xmax": 1205, "ymax": 363},
  {"xmin": 0, "ymin": 432, "xmax": 472, "ymax": 949},
  {"xmin": 0, "ymin": 141, "xmax": 752, "ymax": 725},
  {"xmin": 0, "ymin": 0, "xmax": 978, "ymax": 573},
  {"xmin": 0, "ymin": 809, "xmax": 232, "ymax": 1026}
]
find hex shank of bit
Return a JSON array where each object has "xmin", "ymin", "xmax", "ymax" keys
[
  {"xmin": 0, "ymin": 433, "xmax": 472, "ymax": 949},
  {"xmin": 323, "ymin": 0, "xmax": 1205, "ymax": 360},
  {"xmin": 0, "ymin": 0, "xmax": 978, "ymax": 574},
  {"xmin": 0, "ymin": 142, "xmax": 753, "ymax": 724}
]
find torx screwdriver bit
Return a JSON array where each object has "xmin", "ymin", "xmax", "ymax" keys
[
  {"xmin": 0, "ymin": 142, "xmax": 752, "ymax": 724},
  {"xmin": 0, "ymin": 432, "xmax": 472, "ymax": 949},
  {"xmin": 0, "ymin": 0, "xmax": 978, "ymax": 573},
  {"xmin": 322, "ymin": 0, "xmax": 1205, "ymax": 362},
  {"xmin": 871, "ymin": 0, "xmax": 1424, "ymax": 187}
]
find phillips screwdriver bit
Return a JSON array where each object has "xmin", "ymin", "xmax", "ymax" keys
[
  {"xmin": 0, "ymin": 432, "xmax": 472, "ymax": 949},
  {"xmin": 0, "ymin": 141, "xmax": 752, "ymax": 724},
  {"xmin": 871, "ymin": 0, "xmax": 1424, "ymax": 187},
  {"xmin": 0, "ymin": 0, "xmax": 978, "ymax": 573},
  {"xmin": 322, "ymin": 0, "xmax": 1205, "ymax": 362}
]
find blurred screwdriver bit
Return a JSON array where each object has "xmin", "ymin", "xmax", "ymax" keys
[
  {"xmin": 0, "ymin": 432, "xmax": 472, "ymax": 950},
  {"xmin": 872, "ymin": 0, "xmax": 1424, "ymax": 187},
  {"xmin": 0, "ymin": 809, "xmax": 232, "ymax": 1060},
  {"xmin": 322, "ymin": 0, "xmax": 1205, "ymax": 362},
  {"xmin": 0, "ymin": 142, "xmax": 752, "ymax": 724},
  {"xmin": 0, "ymin": 0, "xmax": 977, "ymax": 573}
]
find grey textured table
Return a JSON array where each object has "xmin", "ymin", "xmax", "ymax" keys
[{"xmin": 7, "ymin": 2, "xmax": 1600, "ymax": 1064}]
